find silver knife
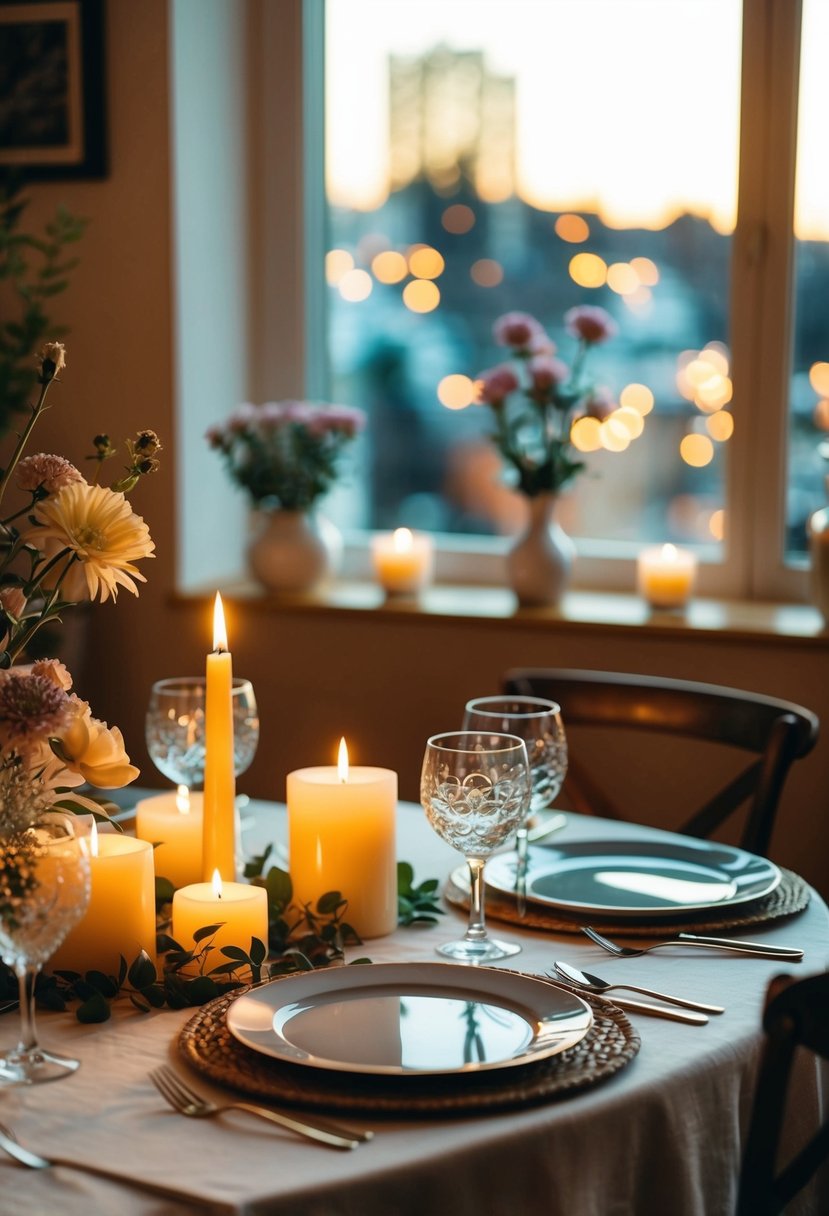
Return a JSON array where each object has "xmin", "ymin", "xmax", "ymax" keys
[
  {"xmin": 545, "ymin": 978, "xmax": 709, "ymax": 1025},
  {"xmin": 676, "ymin": 933, "xmax": 803, "ymax": 959}
]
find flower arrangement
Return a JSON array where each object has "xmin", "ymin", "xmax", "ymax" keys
[
  {"xmin": 475, "ymin": 305, "xmax": 618, "ymax": 498},
  {"xmin": 0, "ymin": 343, "xmax": 159, "ymax": 835},
  {"xmin": 206, "ymin": 400, "xmax": 366, "ymax": 511}
]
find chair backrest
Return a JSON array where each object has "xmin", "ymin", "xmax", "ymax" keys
[
  {"xmin": 502, "ymin": 668, "xmax": 818, "ymax": 856},
  {"xmin": 737, "ymin": 971, "xmax": 829, "ymax": 1216}
]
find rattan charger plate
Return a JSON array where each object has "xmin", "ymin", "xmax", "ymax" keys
[
  {"xmin": 444, "ymin": 865, "xmax": 810, "ymax": 938},
  {"xmin": 178, "ymin": 979, "xmax": 640, "ymax": 1116}
]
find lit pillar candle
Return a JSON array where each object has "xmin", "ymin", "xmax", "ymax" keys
[
  {"xmin": 203, "ymin": 591, "xmax": 236, "ymax": 881},
  {"xmin": 637, "ymin": 543, "xmax": 698, "ymax": 609},
  {"xmin": 172, "ymin": 869, "xmax": 268, "ymax": 955},
  {"xmin": 135, "ymin": 787, "xmax": 204, "ymax": 889},
  {"xmin": 371, "ymin": 528, "xmax": 434, "ymax": 597},
  {"xmin": 51, "ymin": 828, "xmax": 156, "ymax": 976},
  {"xmin": 288, "ymin": 738, "xmax": 397, "ymax": 938}
]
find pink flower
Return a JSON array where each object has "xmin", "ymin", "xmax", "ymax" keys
[
  {"xmin": 528, "ymin": 355, "xmax": 570, "ymax": 391},
  {"xmin": 564, "ymin": 305, "xmax": 618, "ymax": 345},
  {"xmin": 16, "ymin": 454, "xmax": 85, "ymax": 496},
  {"xmin": 0, "ymin": 669, "xmax": 71, "ymax": 749},
  {"xmin": 583, "ymin": 386, "xmax": 615, "ymax": 421},
  {"xmin": 527, "ymin": 332, "xmax": 557, "ymax": 356},
  {"xmin": 493, "ymin": 312, "xmax": 545, "ymax": 350},
  {"xmin": 477, "ymin": 365, "xmax": 520, "ymax": 405}
]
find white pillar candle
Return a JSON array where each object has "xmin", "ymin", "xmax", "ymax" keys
[
  {"xmin": 203, "ymin": 592, "xmax": 236, "ymax": 881},
  {"xmin": 637, "ymin": 543, "xmax": 698, "ymax": 609},
  {"xmin": 288, "ymin": 739, "xmax": 397, "ymax": 938},
  {"xmin": 135, "ymin": 787, "xmax": 203, "ymax": 889},
  {"xmin": 371, "ymin": 528, "xmax": 434, "ymax": 596},
  {"xmin": 51, "ymin": 831, "xmax": 157, "ymax": 976},
  {"xmin": 172, "ymin": 870, "xmax": 268, "ymax": 955}
]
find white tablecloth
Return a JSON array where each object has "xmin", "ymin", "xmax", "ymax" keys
[{"xmin": 2, "ymin": 804, "xmax": 827, "ymax": 1216}]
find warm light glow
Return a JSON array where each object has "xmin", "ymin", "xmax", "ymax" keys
[
  {"xmin": 680, "ymin": 433, "xmax": 715, "ymax": 467},
  {"xmin": 176, "ymin": 785, "xmax": 190, "ymax": 815},
  {"xmin": 607, "ymin": 262, "xmax": 639, "ymax": 295},
  {"xmin": 619, "ymin": 383, "xmax": 654, "ymax": 415},
  {"xmin": 555, "ymin": 213, "xmax": 590, "ymax": 242},
  {"xmin": 809, "ymin": 362, "xmax": 829, "ymax": 397},
  {"xmin": 814, "ymin": 398, "xmax": 829, "ymax": 430},
  {"xmin": 701, "ymin": 344, "xmax": 730, "ymax": 375},
  {"xmin": 599, "ymin": 417, "xmax": 631, "ymax": 451},
  {"xmin": 570, "ymin": 416, "xmax": 602, "ymax": 451},
  {"xmin": 325, "ymin": 248, "xmax": 354, "ymax": 285},
  {"xmin": 612, "ymin": 406, "xmax": 645, "ymax": 438},
  {"xmin": 442, "ymin": 203, "xmax": 476, "ymax": 234},
  {"xmin": 438, "ymin": 373, "xmax": 476, "ymax": 409},
  {"xmin": 90, "ymin": 820, "xmax": 99, "ymax": 858},
  {"xmin": 403, "ymin": 279, "xmax": 440, "ymax": 312},
  {"xmin": 338, "ymin": 737, "xmax": 349, "ymax": 783},
  {"xmin": 470, "ymin": 258, "xmax": 504, "ymax": 287},
  {"xmin": 709, "ymin": 508, "xmax": 726, "ymax": 541},
  {"xmin": 408, "ymin": 245, "xmax": 445, "ymax": 278},
  {"xmin": 569, "ymin": 252, "xmax": 607, "ymax": 288},
  {"xmin": 393, "ymin": 527, "xmax": 414, "ymax": 552},
  {"xmin": 630, "ymin": 256, "xmax": 659, "ymax": 285},
  {"xmin": 339, "ymin": 268, "xmax": 373, "ymax": 301},
  {"xmin": 212, "ymin": 868, "xmax": 223, "ymax": 899},
  {"xmin": 213, "ymin": 592, "xmax": 228, "ymax": 653},
  {"xmin": 695, "ymin": 375, "xmax": 732, "ymax": 412},
  {"xmin": 706, "ymin": 410, "xmax": 734, "ymax": 441},
  {"xmin": 372, "ymin": 250, "xmax": 408, "ymax": 283}
]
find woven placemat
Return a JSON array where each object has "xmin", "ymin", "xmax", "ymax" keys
[
  {"xmin": 444, "ymin": 866, "xmax": 810, "ymax": 938},
  {"xmin": 178, "ymin": 981, "xmax": 640, "ymax": 1117}
]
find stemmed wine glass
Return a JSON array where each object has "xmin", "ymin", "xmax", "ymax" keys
[
  {"xmin": 420, "ymin": 730, "xmax": 531, "ymax": 962},
  {"xmin": 145, "ymin": 676, "xmax": 260, "ymax": 789},
  {"xmin": 463, "ymin": 695, "xmax": 568, "ymax": 864},
  {"xmin": 0, "ymin": 813, "xmax": 91, "ymax": 1085}
]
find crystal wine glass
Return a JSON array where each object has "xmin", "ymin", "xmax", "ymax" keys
[
  {"xmin": 0, "ymin": 813, "xmax": 91, "ymax": 1085},
  {"xmin": 145, "ymin": 676, "xmax": 260, "ymax": 789},
  {"xmin": 462, "ymin": 695, "xmax": 568, "ymax": 875},
  {"xmin": 421, "ymin": 730, "xmax": 531, "ymax": 962}
]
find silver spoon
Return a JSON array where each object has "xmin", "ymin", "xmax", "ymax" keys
[{"xmin": 552, "ymin": 960, "xmax": 725, "ymax": 1014}]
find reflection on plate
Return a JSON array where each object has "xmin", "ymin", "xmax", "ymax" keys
[
  {"xmin": 479, "ymin": 834, "xmax": 781, "ymax": 918},
  {"xmin": 226, "ymin": 962, "xmax": 592, "ymax": 1076}
]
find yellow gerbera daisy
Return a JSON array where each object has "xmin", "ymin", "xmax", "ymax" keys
[{"xmin": 31, "ymin": 482, "xmax": 155, "ymax": 602}]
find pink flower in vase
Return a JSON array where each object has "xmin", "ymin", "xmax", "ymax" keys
[
  {"xmin": 477, "ymin": 365, "xmax": 520, "ymax": 406},
  {"xmin": 528, "ymin": 355, "xmax": 570, "ymax": 392},
  {"xmin": 493, "ymin": 312, "xmax": 545, "ymax": 351},
  {"xmin": 564, "ymin": 305, "xmax": 618, "ymax": 345}
]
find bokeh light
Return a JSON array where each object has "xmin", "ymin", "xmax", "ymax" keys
[
  {"xmin": 325, "ymin": 249, "xmax": 354, "ymax": 286},
  {"xmin": 437, "ymin": 374, "xmax": 476, "ymax": 409},
  {"xmin": 809, "ymin": 361, "xmax": 829, "ymax": 396},
  {"xmin": 607, "ymin": 262, "xmax": 639, "ymax": 295},
  {"xmin": 408, "ymin": 245, "xmax": 445, "ymax": 279},
  {"xmin": 338, "ymin": 268, "xmax": 372, "ymax": 301},
  {"xmin": 555, "ymin": 214, "xmax": 590, "ymax": 242},
  {"xmin": 630, "ymin": 256, "xmax": 660, "ymax": 285},
  {"xmin": 569, "ymin": 252, "xmax": 607, "ymax": 288},
  {"xmin": 599, "ymin": 416, "xmax": 631, "ymax": 451},
  {"xmin": 403, "ymin": 279, "xmax": 440, "ymax": 313},
  {"xmin": 470, "ymin": 258, "xmax": 504, "ymax": 287},
  {"xmin": 371, "ymin": 250, "xmax": 408, "ymax": 284},
  {"xmin": 680, "ymin": 433, "xmax": 715, "ymax": 467},
  {"xmin": 570, "ymin": 416, "xmax": 603, "ymax": 452},
  {"xmin": 612, "ymin": 406, "xmax": 645, "ymax": 439},
  {"xmin": 708, "ymin": 509, "xmax": 726, "ymax": 541},
  {"xmin": 441, "ymin": 204, "xmax": 476, "ymax": 234},
  {"xmin": 813, "ymin": 398, "xmax": 829, "ymax": 430},
  {"xmin": 706, "ymin": 410, "xmax": 734, "ymax": 441},
  {"xmin": 619, "ymin": 383, "xmax": 654, "ymax": 415}
]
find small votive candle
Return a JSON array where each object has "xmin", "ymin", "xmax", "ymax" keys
[
  {"xmin": 637, "ymin": 543, "xmax": 698, "ymax": 609},
  {"xmin": 135, "ymin": 787, "xmax": 204, "ymax": 890},
  {"xmin": 371, "ymin": 527, "xmax": 434, "ymax": 597},
  {"xmin": 172, "ymin": 870, "xmax": 269, "ymax": 955}
]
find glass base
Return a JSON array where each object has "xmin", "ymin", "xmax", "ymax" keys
[
  {"xmin": 0, "ymin": 1047, "xmax": 81, "ymax": 1086},
  {"xmin": 436, "ymin": 937, "xmax": 521, "ymax": 963}
]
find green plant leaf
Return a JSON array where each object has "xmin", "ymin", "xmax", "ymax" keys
[
  {"xmin": 193, "ymin": 922, "xmax": 224, "ymax": 943},
  {"xmin": 76, "ymin": 992, "xmax": 112, "ymax": 1023}
]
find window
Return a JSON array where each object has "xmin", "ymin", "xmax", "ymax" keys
[{"xmin": 311, "ymin": 0, "xmax": 818, "ymax": 601}]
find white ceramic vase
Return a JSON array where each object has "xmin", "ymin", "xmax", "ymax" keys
[
  {"xmin": 506, "ymin": 492, "xmax": 575, "ymax": 608},
  {"xmin": 247, "ymin": 509, "xmax": 342, "ymax": 594}
]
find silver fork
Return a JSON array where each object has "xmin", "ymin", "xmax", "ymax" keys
[
  {"xmin": 0, "ymin": 1121, "xmax": 228, "ymax": 1210},
  {"xmin": 582, "ymin": 926, "xmax": 804, "ymax": 960},
  {"xmin": 150, "ymin": 1065, "xmax": 372, "ymax": 1150}
]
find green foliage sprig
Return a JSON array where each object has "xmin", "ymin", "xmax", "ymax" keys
[{"xmin": 0, "ymin": 858, "xmax": 442, "ymax": 1023}]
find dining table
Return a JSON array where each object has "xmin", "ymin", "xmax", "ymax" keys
[{"xmin": 2, "ymin": 799, "xmax": 827, "ymax": 1216}]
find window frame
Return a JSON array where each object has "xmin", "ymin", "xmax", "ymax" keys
[{"xmin": 264, "ymin": 0, "xmax": 809, "ymax": 601}]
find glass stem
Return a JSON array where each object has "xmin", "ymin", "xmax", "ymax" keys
[
  {"xmin": 465, "ymin": 858, "xmax": 488, "ymax": 943},
  {"xmin": 15, "ymin": 964, "xmax": 39, "ymax": 1055}
]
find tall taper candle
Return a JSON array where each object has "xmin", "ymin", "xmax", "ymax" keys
[{"xmin": 203, "ymin": 592, "xmax": 236, "ymax": 880}]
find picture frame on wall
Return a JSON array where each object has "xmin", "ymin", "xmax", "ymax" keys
[{"xmin": 0, "ymin": 0, "xmax": 106, "ymax": 179}]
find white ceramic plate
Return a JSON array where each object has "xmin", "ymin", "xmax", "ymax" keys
[
  {"xmin": 474, "ymin": 832, "xmax": 781, "ymax": 918},
  {"xmin": 226, "ymin": 962, "xmax": 593, "ymax": 1076}
]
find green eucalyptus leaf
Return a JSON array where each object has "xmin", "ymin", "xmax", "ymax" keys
[
  {"xmin": 186, "ymin": 976, "xmax": 220, "ymax": 1004},
  {"xmin": 76, "ymin": 992, "xmax": 112, "ymax": 1023},
  {"xmin": 316, "ymin": 890, "xmax": 343, "ymax": 916},
  {"xmin": 193, "ymin": 922, "xmax": 224, "ymax": 943},
  {"xmin": 265, "ymin": 866, "xmax": 292, "ymax": 908},
  {"xmin": 155, "ymin": 876, "xmax": 176, "ymax": 905},
  {"xmin": 219, "ymin": 946, "xmax": 250, "ymax": 963},
  {"xmin": 127, "ymin": 951, "xmax": 157, "ymax": 990},
  {"xmin": 249, "ymin": 936, "xmax": 267, "ymax": 967}
]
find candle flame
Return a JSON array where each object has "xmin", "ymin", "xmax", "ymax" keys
[
  {"xmin": 392, "ymin": 527, "xmax": 413, "ymax": 553},
  {"xmin": 212, "ymin": 868, "xmax": 223, "ymax": 899},
  {"xmin": 213, "ymin": 591, "xmax": 228, "ymax": 653},
  {"xmin": 176, "ymin": 785, "xmax": 190, "ymax": 815},
  {"xmin": 90, "ymin": 819, "xmax": 99, "ymax": 858},
  {"xmin": 661, "ymin": 543, "xmax": 678, "ymax": 562},
  {"xmin": 337, "ymin": 736, "xmax": 349, "ymax": 783}
]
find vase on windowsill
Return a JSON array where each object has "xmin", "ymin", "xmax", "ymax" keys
[
  {"xmin": 247, "ymin": 508, "xmax": 343, "ymax": 594},
  {"xmin": 506, "ymin": 492, "xmax": 575, "ymax": 608}
]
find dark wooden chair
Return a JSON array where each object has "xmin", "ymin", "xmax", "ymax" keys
[
  {"xmin": 737, "ymin": 971, "xmax": 829, "ymax": 1216},
  {"xmin": 502, "ymin": 668, "xmax": 819, "ymax": 857}
]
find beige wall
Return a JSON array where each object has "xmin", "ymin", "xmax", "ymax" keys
[{"xmin": 19, "ymin": 2, "xmax": 829, "ymax": 898}]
